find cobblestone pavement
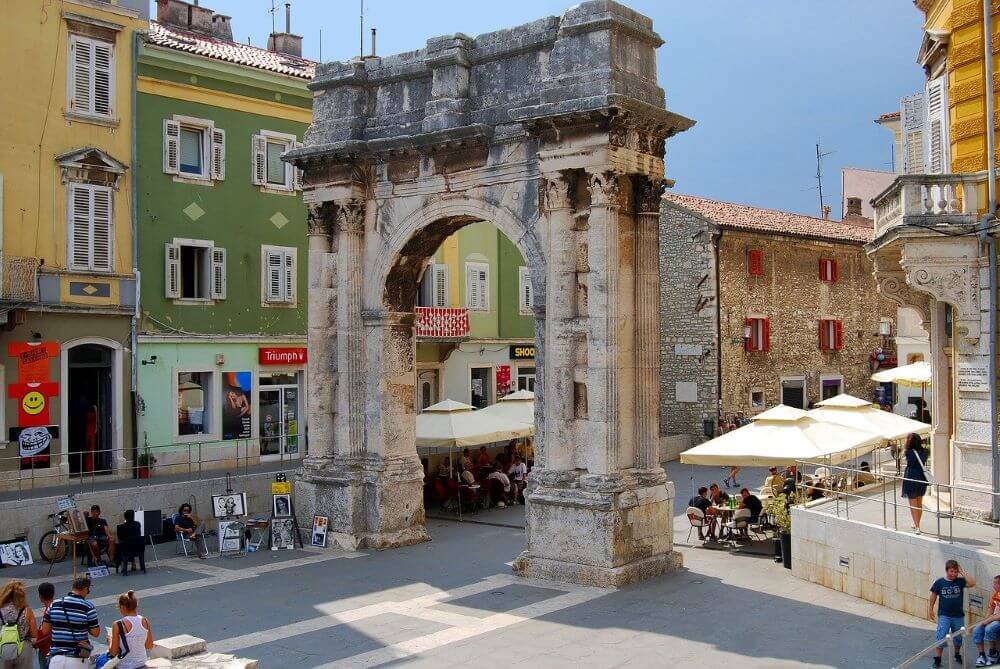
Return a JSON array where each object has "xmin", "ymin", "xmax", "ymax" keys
[{"xmin": 4, "ymin": 464, "xmax": 930, "ymax": 667}]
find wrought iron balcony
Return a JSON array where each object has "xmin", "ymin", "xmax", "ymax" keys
[
  {"xmin": 871, "ymin": 171, "xmax": 986, "ymax": 239},
  {"xmin": 0, "ymin": 255, "xmax": 40, "ymax": 304},
  {"xmin": 414, "ymin": 306, "xmax": 470, "ymax": 339}
]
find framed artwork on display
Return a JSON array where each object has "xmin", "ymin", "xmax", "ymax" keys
[
  {"xmin": 270, "ymin": 517, "xmax": 294, "ymax": 550},
  {"xmin": 218, "ymin": 520, "xmax": 243, "ymax": 553},
  {"xmin": 68, "ymin": 509, "xmax": 88, "ymax": 534},
  {"xmin": 272, "ymin": 493, "xmax": 292, "ymax": 518},
  {"xmin": 0, "ymin": 541, "xmax": 33, "ymax": 566},
  {"xmin": 211, "ymin": 493, "xmax": 247, "ymax": 519},
  {"xmin": 311, "ymin": 515, "xmax": 328, "ymax": 548}
]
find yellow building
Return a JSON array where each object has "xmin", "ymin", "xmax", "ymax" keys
[
  {"xmin": 870, "ymin": 0, "xmax": 998, "ymax": 517},
  {"xmin": 0, "ymin": 0, "xmax": 147, "ymax": 490}
]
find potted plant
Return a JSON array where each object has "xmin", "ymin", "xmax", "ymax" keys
[
  {"xmin": 136, "ymin": 450, "xmax": 156, "ymax": 479},
  {"xmin": 763, "ymin": 492, "xmax": 800, "ymax": 569}
]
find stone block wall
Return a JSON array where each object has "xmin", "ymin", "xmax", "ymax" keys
[
  {"xmin": 717, "ymin": 232, "xmax": 893, "ymax": 414},
  {"xmin": 658, "ymin": 203, "xmax": 719, "ymax": 440},
  {"xmin": 793, "ymin": 506, "xmax": 1000, "ymax": 621}
]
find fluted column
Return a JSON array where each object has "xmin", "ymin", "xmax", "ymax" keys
[
  {"xmin": 586, "ymin": 170, "xmax": 625, "ymax": 475},
  {"xmin": 542, "ymin": 172, "xmax": 575, "ymax": 471},
  {"xmin": 634, "ymin": 177, "xmax": 664, "ymax": 471},
  {"xmin": 334, "ymin": 199, "xmax": 367, "ymax": 458},
  {"xmin": 305, "ymin": 204, "xmax": 336, "ymax": 462}
]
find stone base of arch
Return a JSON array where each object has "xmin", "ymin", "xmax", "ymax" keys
[
  {"xmin": 513, "ymin": 469, "xmax": 680, "ymax": 587},
  {"xmin": 295, "ymin": 454, "xmax": 429, "ymax": 550}
]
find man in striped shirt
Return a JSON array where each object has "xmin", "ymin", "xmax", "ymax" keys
[{"xmin": 39, "ymin": 577, "xmax": 99, "ymax": 668}]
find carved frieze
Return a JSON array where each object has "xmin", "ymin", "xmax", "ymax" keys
[
  {"xmin": 899, "ymin": 251, "xmax": 983, "ymax": 343},
  {"xmin": 635, "ymin": 177, "xmax": 665, "ymax": 215},
  {"xmin": 307, "ymin": 203, "xmax": 333, "ymax": 238},
  {"xmin": 544, "ymin": 174, "xmax": 573, "ymax": 211},
  {"xmin": 587, "ymin": 172, "xmax": 624, "ymax": 209},
  {"xmin": 335, "ymin": 199, "xmax": 367, "ymax": 235}
]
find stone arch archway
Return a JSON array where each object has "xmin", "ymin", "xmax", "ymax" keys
[{"xmin": 288, "ymin": 1, "xmax": 693, "ymax": 586}]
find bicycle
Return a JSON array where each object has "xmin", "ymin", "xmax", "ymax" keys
[{"xmin": 38, "ymin": 511, "xmax": 73, "ymax": 563}]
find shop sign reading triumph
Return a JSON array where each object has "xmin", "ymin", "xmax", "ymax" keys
[{"xmin": 509, "ymin": 344, "xmax": 535, "ymax": 360}]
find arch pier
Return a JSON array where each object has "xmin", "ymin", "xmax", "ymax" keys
[{"xmin": 286, "ymin": 0, "xmax": 693, "ymax": 586}]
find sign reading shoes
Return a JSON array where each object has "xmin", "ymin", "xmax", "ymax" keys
[
  {"xmin": 259, "ymin": 347, "xmax": 307, "ymax": 365},
  {"xmin": 509, "ymin": 344, "xmax": 535, "ymax": 360}
]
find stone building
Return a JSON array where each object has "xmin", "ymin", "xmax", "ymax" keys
[{"xmin": 659, "ymin": 194, "xmax": 895, "ymax": 448}]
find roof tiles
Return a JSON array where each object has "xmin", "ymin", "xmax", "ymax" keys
[
  {"xmin": 663, "ymin": 193, "xmax": 874, "ymax": 244},
  {"xmin": 147, "ymin": 22, "xmax": 315, "ymax": 80}
]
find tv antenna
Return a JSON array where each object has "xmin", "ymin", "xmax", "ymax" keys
[
  {"xmin": 360, "ymin": 0, "xmax": 365, "ymax": 59},
  {"xmin": 815, "ymin": 143, "xmax": 835, "ymax": 218},
  {"xmin": 269, "ymin": 0, "xmax": 277, "ymax": 36}
]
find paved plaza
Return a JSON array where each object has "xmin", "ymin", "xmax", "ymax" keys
[{"xmin": 1, "ymin": 464, "xmax": 934, "ymax": 667}]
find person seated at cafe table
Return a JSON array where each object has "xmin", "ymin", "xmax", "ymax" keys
[
  {"xmin": 738, "ymin": 488, "xmax": 763, "ymax": 523},
  {"xmin": 762, "ymin": 467, "xmax": 785, "ymax": 497},
  {"xmin": 507, "ymin": 454, "xmax": 528, "ymax": 503},
  {"xmin": 475, "ymin": 446, "xmax": 492, "ymax": 470},
  {"xmin": 708, "ymin": 483, "xmax": 730, "ymax": 507},
  {"xmin": 855, "ymin": 461, "xmax": 876, "ymax": 488},
  {"xmin": 461, "ymin": 448, "xmax": 474, "ymax": 473},
  {"xmin": 687, "ymin": 487, "xmax": 714, "ymax": 540},
  {"xmin": 485, "ymin": 464, "xmax": 513, "ymax": 507}
]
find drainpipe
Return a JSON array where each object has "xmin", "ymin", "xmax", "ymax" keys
[
  {"xmin": 982, "ymin": 0, "xmax": 999, "ymax": 521},
  {"xmin": 129, "ymin": 29, "xmax": 141, "ymax": 475}
]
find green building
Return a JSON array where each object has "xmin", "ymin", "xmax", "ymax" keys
[
  {"xmin": 136, "ymin": 0, "xmax": 313, "ymax": 474},
  {"xmin": 414, "ymin": 222, "xmax": 537, "ymax": 411}
]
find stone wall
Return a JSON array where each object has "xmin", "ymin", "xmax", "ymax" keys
[
  {"xmin": 793, "ymin": 506, "xmax": 1000, "ymax": 621},
  {"xmin": 658, "ymin": 202, "xmax": 719, "ymax": 440},
  {"xmin": 717, "ymin": 231, "xmax": 893, "ymax": 415}
]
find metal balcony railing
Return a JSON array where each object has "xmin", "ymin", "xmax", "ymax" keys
[
  {"xmin": 872, "ymin": 171, "xmax": 986, "ymax": 237},
  {"xmin": 415, "ymin": 306, "xmax": 470, "ymax": 338},
  {"xmin": 0, "ymin": 254, "xmax": 40, "ymax": 304}
]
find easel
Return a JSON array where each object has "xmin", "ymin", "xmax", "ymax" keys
[
  {"xmin": 269, "ymin": 473, "xmax": 303, "ymax": 550},
  {"xmin": 46, "ymin": 532, "xmax": 89, "ymax": 578}
]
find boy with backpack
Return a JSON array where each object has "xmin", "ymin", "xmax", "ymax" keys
[{"xmin": 930, "ymin": 559, "xmax": 976, "ymax": 668}]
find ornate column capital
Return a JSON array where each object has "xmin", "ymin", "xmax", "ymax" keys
[
  {"xmin": 586, "ymin": 171, "xmax": 626, "ymax": 209},
  {"xmin": 543, "ymin": 173, "xmax": 573, "ymax": 211},
  {"xmin": 335, "ymin": 199, "xmax": 367, "ymax": 235},
  {"xmin": 872, "ymin": 256, "xmax": 931, "ymax": 327},
  {"xmin": 898, "ymin": 240, "xmax": 983, "ymax": 344},
  {"xmin": 307, "ymin": 203, "xmax": 334, "ymax": 238},
  {"xmin": 635, "ymin": 176, "xmax": 665, "ymax": 215}
]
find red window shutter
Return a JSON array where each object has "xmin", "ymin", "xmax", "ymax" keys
[
  {"xmin": 762, "ymin": 319, "xmax": 771, "ymax": 352},
  {"xmin": 831, "ymin": 259, "xmax": 838, "ymax": 282},
  {"xmin": 834, "ymin": 320, "xmax": 843, "ymax": 350},
  {"xmin": 748, "ymin": 249, "xmax": 763, "ymax": 276},
  {"xmin": 818, "ymin": 259, "xmax": 824, "ymax": 281},
  {"xmin": 818, "ymin": 320, "xmax": 825, "ymax": 350},
  {"xmin": 745, "ymin": 318, "xmax": 752, "ymax": 352}
]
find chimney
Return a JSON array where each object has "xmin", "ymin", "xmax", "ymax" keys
[
  {"xmin": 822, "ymin": 205, "xmax": 831, "ymax": 220},
  {"xmin": 846, "ymin": 196, "xmax": 863, "ymax": 217},
  {"xmin": 212, "ymin": 14, "xmax": 232, "ymax": 41},
  {"xmin": 156, "ymin": 0, "xmax": 214, "ymax": 35},
  {"xmin": 267, "ymin": 2, "xmax": 303, "ymax": 57}
]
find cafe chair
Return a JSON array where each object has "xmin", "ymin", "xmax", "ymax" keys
[
  {"xmin": 724, "ymin": 508, "xmax": 752, "ymax": 542},
  {"xmin": 685, "ymin": 506, "xmax": 706, "ymax": 543}
]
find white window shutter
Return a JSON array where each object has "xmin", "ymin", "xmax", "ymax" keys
[
  {"xmin": 210, "ymin": 247, "xmax": 226, "ymax": 299},
  {"xmin": 466, "ymin": 263, "xmax": 478, "ymax": 310},
  {"xmin": 70, "ymin": 37, "xmax": 92, "ymax": 113},
  {"xmin": 519, "ymin": 266, "xmax": 532, "ymax": 313},
  {"xmin": 210, "ymin": 128, "xmax": 226, "ymax": 181},
  {"xmin": 69, "ymin": 185, "xmax": 92, "ymax": 270},
  {"xmin": 465, "ymin": 262, "xmax": 489, "ymax": 311},
  {"xmin": 292, "ymin": 141, "xmax": 304, "ymax": 190},
  {"xmin": 90, "ymin": 187, "xmax": 112, "ymax": 271},
  {"xmin": 925, "ymin": 76, "xmax": 949, "ymax": 174},
  {"xmin": 432, "ymin": 264, "xmax": 448, "ymax": 307},
  {"xmin": 900, "ymin": 92, "xmax": 926, "ymax": 176},
  {"xmin": 283, "ymin": 251, "xmax": 296, "ymax": 303},
  {"xmin": 264, "ymin": 249, "xmax": 283, "ymax": 302},
  {"xmin": 92, "ymin": 41, "xmax": 113, "ymax": 117},
  {"xmin": 163, "ymin": 120, "xmax": 180, "ymax": 174},
  {"xmin": 252, "ymin": 134, "xmax": 266, "ymax": 186},
  {"xmin": 165, "ymin": 243, "xmax": 181, "ymax": 298}
]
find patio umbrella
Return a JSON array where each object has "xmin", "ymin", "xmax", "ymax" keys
[
  {"xmin": 476, "ymin": 389, "xmax": 535, "ymax": 428},
  {"xmin": 871, "ymin": 361, "xmax": 932, "ymax": 387},
  {"xmin": 808, "ymin": 393, "xmax": 930, "ymax": 441},
  {"xmin": 679, "ymin": 405, "xmax": 884, "ymax": 467},
  {"xmin": 415, "ymin": 399, "xmax": 532, "ymax": 449}
]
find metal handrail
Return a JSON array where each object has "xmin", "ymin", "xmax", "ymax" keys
[
  {"xmin": 794, "ymin": 453, "xmax": 1000, "ymax": 553},
  {"xmin": 894, "ymin": 625, "xmax": 973, "ymax": 668}
]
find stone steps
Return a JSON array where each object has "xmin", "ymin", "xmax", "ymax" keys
[{"xmin": 145, "ymin": 634, "xmax": 258, "ymax": 668}]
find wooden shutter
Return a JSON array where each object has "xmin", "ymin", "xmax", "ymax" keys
[
  {"xmin": 210, "ymin": 128, "xmax": 226, "ymax": 181},
  {"xmin": 901, "ymin": 92, "xmax": 926, "ymax": 175},
  {"xmin": 252, "ymin": 135, "xmax": 266, "ymax": 185},
  {"xmin": 744, "ymin": 318, "xmax": 753, "ymax": 352},
  {"xmin": 69, "ymin": 184, "xmax": 92, "ymax": 269},
  {"xmin": 92, "ymin": 41, "xmax": 113, "ymax": 117},
  {"xmin": 264, "ymin": 249, "xmax": 283, "ymax": 302},
  {"xmin": 518, "ymin": 266, "xmax": 532, "ymax": 313},
  {"xmin": 747, "ymin": 249, "xmax": 763, "ymax": 276},
  {"xmin": 831, "ymin": 259, "xmax": 838, "ymax": 282},
  {"xmin": 69, "ymin": 36, "xmax": 92, "ymax": 113},
  {"xmin": 164, "ymin": 243, "xmax": 181, "ymax": 298},
  {"xmin": 163, "ymin": 120, "xmax": 180, "ymax": 174},
  {"xmin": 210, "ymin": 247, "xmax": 226, "ymax": 299},
  {"xmin": 283, "ymin": 250, "xmax": 295, "ymax": 303},
  {"xmin": 292, "ymin": 141, "xmax": 304, "ymax": 190},
  {"xmin": 819, "ymin": 320, "xmax": 827, "ymax": 350},
  {"xmin": 925, "ymin": 75, "xmax": 949, "ymax": 174},
  {"xmin": 834, "ymin": 320, "xmax": 843, "ymax": 351},
  {"xmin": 761, "ymin": 319, "xmax": 770, "ymax": 352},
  {"xmin": 432, "ymin": 264, "xmax": 449, "ymax": 307},
  {"xmin": 90, "ymin": 186, "xmax": 112, "ymax": 271}
]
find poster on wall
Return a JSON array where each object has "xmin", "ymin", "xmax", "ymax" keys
[
  {"xmin": 9, "ymin": 425, "xmax": 57, "ymax": 470},
  {"xmin": 496, "ymin": 365, "xmax": 511, "ymax": 397},
  {"xmin": 8, "ymin": 381, "xmax": 59, "ymax": 427},
  {"xmin": 8, "ymin": 342, "xmax": 59, "ymax": 383},
  {"xmin": 222, "ymin": 371, "xmax": 253, "ymax": 440}
]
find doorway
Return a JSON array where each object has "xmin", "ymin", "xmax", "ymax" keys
[
  {"xmin": 417, "ymin": 369, "xmax": 439, "ymax": 411},
  {"xmin": 259, "ymin": 372, "xmax": 300, "ymax": 460},
  {"xmin": 780, "ymin": 377, "xmax": 806, "ymax": 409},
  {"xmin": 67, "ymin": 344, "xmax": 113, "ymax": 475}
]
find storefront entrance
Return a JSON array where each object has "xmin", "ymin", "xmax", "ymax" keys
[
  {"xmin": 67, "ymin": 344, "xmax": 113, "ymax": 475},
  {"xmin": 259, "ymin": 372, "xmax": 300, "ymax": 460}
]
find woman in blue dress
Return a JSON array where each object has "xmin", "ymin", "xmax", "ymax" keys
[{"xmin": 901, "ymin": 432, "xmax": 929, "ymax": 534}]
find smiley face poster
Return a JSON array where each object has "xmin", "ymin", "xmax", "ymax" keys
[{"xmin": 8, "ymin": 382, "xmax": 59, "ymax": 427}]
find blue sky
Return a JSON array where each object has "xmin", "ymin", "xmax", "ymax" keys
[{"xmin": 159, "ymin": 1, "xmax": 926, "ymax": 219}]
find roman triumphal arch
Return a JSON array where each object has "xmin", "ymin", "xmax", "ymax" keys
[{"xmin": 286, "ymin": 0, "xmax": 693, "ymax": 587}]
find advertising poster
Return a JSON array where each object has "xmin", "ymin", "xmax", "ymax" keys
[
  {"xmin": 222, "ymin": 371, "xmax": 252, "ymax": 440},
  {"xmin": 9, "ymin": 425, "xmax": 57, "ymax": 470}
]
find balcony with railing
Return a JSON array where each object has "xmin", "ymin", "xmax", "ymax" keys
[
  {"xmin": 414, "ymin": 306, "xmax": 470, "ymax": 339},
  {"xmin": 871, "ymin": 171, "xmax": 986, "ymax": 240},
  {"xmin": 0, "ymin": 254, "xmax": 40, "ymax": 304}
]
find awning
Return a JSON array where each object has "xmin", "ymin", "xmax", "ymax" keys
[
  {"xmin": 476, "ymin": 389, "xmax": 534, "ymax": 427},
  {"xmin": 808, "ymin": 393, "xmax": 930, "ymax": 441},
  {"xmin": 415, "ymin": 399, "xmax": 532, "ymax": 449},
  {"xmin": 871, "ymin": 361, "xmax": 932, "ymax": 387}
]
